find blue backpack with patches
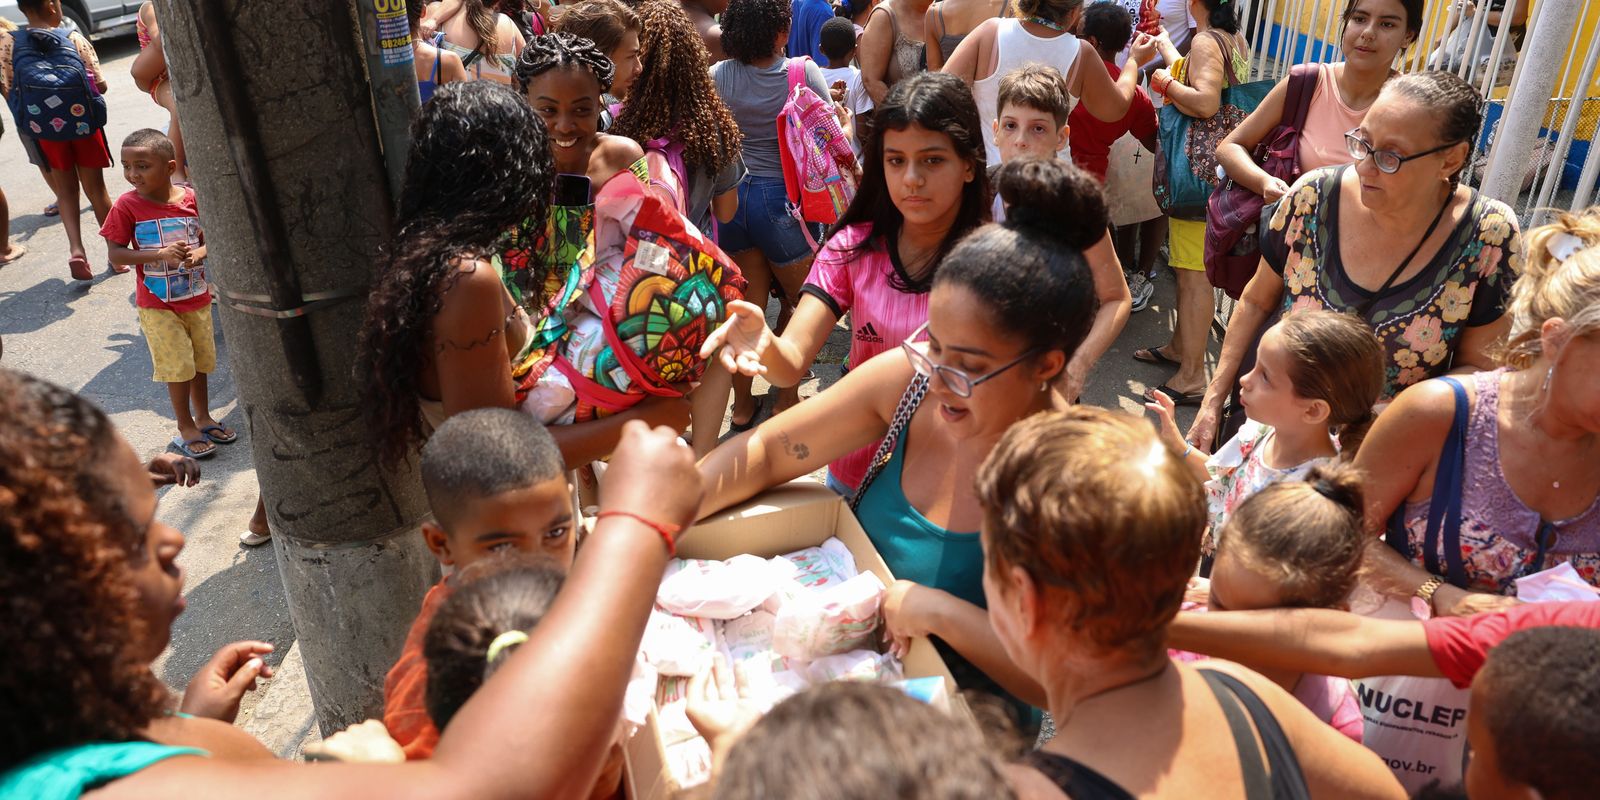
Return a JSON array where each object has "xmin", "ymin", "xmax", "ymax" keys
[{"xmin": 7, "ymin": 27, "xmax": 106, "ymax": 141}]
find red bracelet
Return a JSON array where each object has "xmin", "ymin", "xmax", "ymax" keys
[{"xmin": 596, "ymin": 510, "xmax": 681, "ymax": 556}]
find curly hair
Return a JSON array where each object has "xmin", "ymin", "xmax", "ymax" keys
[
  {"xmin": 719, "ymin": 0, "xmax": 790, "ymax": 63},
  {"xmin": 514, "ymin": 32, "xmax": 616, "ymax": 94},
  {"xmin": 356, "ymin": 81, "xmax": 554, "ymax": 469},
  {"xmin": 611, "ymin": 0, "xmax": 742, "ymax": 176},
  {"xmin": 0, "ymin": 369, "xmax": 172, "ymax": 769},
  {"xmin": 550, "ymin": 0, "xmax": 640, "ymax": 57}
]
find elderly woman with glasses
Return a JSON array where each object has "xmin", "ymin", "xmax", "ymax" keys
[
  {"xmin": 697, "ymin": 184, "xmax": 1098, "ymax": 725},
  {"xmin": 1186, "ymin": 71, "xmax": 1522, "ymax": 450}
]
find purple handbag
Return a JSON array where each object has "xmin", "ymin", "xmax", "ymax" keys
[{"xmin": 1204, "ymin": 64, "xmax": 1319, "ymax": 299}]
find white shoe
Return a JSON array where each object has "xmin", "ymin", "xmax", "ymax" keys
[
  {"xmin": 240, "ymin": 529, "xmax": 271, "ymax": 547},
  {"xmin": 1128, "ymin": 273, "xmax": 1155, "ymax": 312}
]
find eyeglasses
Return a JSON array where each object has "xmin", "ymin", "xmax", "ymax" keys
[
  {"xmin": 1344, "ymin": 129, "xmax": 1463, "ymax": 174},
  {"xmin": 899, "ymin": 321, "xmax": 1041, "ymax": 398}
]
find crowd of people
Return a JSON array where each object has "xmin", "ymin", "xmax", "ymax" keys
[{"xmin": 2, "ymin": 0, "xmax": 1598, "ymax": 797}]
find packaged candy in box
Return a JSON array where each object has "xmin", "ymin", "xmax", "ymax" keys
[
  {"xmin": 772, "ymin": 572, "xmax": 887, "ymax": 659},
  {"xmin": 762, "ymin": 537, "xmax": 859, "ymax": 613},
  {"xmin": 665, "ymin": 736, "xmax": 714, "ymax": 788},
  {"xmin": 641, "ymin": 608, "xmax": 720, "ymax": 676},
  {"xmin": 657, "ymin": 555, "xmax": 779, "ymax": 619},
  {"xmin": 800, "ymin": 649, "xmax": 903, "ymax": 684}
]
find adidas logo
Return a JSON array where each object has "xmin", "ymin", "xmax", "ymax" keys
[{"xmin": 855, "ymin": 322, "xmax": 884, "ymax": 344}]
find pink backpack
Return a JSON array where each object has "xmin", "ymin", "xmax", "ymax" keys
[{"xmin": 776, "ymin": 57, "xmax": 859, "ymax": 251}]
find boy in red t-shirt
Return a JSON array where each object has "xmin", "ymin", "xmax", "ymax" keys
[
  {"xmin": 384, "ymin": 408, "xmax": 578, "ymax": 760},
  {"xmin": 100, "ymin": 128, "xmax": 231, "ymax": 459}
]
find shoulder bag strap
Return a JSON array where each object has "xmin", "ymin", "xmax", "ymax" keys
[
  {"xmin": 1283, "ymin": 64, "xmax": 1318, "ymax": 130},
  {"xmin": 849, "ymin": 374, "xmax": 929, "ymax": 511},
  {"xmin": 786, "ymin": 56, "xmax": 808, "ymax": 93},
  {"xmin": 1202, "ymin": 670, "xmax": 1313, "ymax": 800},
  {"xmin": 1198, "ymin": 670, "xmax": 1272, "ymax": 800},
  {"xmin": 1387, "ymin": 375, "xmax": 1469, "ymax": 572}
]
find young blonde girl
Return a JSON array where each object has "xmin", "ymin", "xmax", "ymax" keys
[{"xmin": 1149, "ymin": 308, "xmax": 1385, "ymax": 561}]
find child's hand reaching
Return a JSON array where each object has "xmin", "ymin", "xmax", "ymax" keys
[
  {"xmin": 146, "ymin": 452, "xmax": 200, "ymax": 487},
  {"xmin": 700, "ymin": 300, "xmax": 776, "ymax": 378},
  {"xmin": 180, "ymin": 640, "xmax": 274, "ymax": 723},
  {"xmin": 1144, "ymin": 388, "xmax": 1190, "ymax": 455},
  {"xmin": 685, "ymin": 654, "xmax": 763, "ymax": 749}
]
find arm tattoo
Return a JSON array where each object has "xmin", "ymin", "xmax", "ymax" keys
[
  {"xmin": 777, "ymin": 431, "xmax": 810, "ymax": 461},
  {"xmin": 436, "ymin": 324, "xmax": 504, "ymax": 354}
]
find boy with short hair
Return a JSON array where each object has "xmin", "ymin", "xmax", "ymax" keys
[
  {"xmin": 989, "ymin": 64, "xmax": 1072, "ymax": 223},
  {"xmin": 1, "ymin": 0, "xmax": 114, "ymax": 280},
  {"xmin": 1072, "ymin": 0, "xmax": 1161, "ymax": 311},
  {"xmin": 1467, "ymin": 627, "xmax": 1600, "ymax": 800},
  {"xmin": 102, "ymin": 130, "xmax": 229, "ymax": 456},
  {"xmin": 817, "ymin": 16, "xmax": 873, "ymax": 156},
  {"xmin": 100, "ymin": 128, "xmax": 232, "ymax": 459},
  {"xmin": 384, "ymin": 407, "xmax": 578, "ymax": 760}
]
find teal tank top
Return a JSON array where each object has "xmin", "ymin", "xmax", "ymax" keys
[
  {"xmin": 0, "ymin": 742, "xmax": 205, "ymax": 800},
  {"xmin": 852, "ymin": 429, "xmax": 985, "ymax": 609},
  {"xmin": 853, "ymin": 427, "xmax": 1044, "ymax": 734}
]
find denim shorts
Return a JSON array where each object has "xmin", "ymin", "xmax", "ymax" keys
[{"xmin": 716, "ymin": 174, "xmax": 820, "ymax": 268}]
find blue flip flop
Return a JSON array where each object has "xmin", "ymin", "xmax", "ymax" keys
[
  {"xmin": 171, "ymin": 435, "xmax": 218, "ymax": 459},
  {"xmin": 200, "ymin": 425, "xmax": 238, "ymax": 444}
]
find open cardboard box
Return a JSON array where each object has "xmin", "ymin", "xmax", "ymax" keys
[{"xmin": 624, "ymin": 479, "xmax": 961, "ymax": 800}]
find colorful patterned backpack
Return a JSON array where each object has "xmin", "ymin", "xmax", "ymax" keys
[
  {"xmin": 506, "ymin": 172, "xmax": 746, "ymax": 424},
  {"xmin": 777, "ymin": 57, "xmax": 859, "ymax": 251}
]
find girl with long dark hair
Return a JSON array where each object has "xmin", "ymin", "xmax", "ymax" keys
[{"xmin": 702, "ymin": 72, "xmax": 989, "ymax": 496}]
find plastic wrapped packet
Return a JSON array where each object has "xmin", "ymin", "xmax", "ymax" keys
[
  {"xmin": 623, "ymin": 655, "xmax": 659, "ymax": 733},
  {"xmin": 656, "ymin": 698, "xmax": 701, "ymax": 747},
  {"xmin": 800, "ymin": 649, "xmax": 903, "ymax": 684},
  {"xmin": 666, "ymin": 736, "xmax": 715, "ymax": 788},
  {"xmin": 762, "ymin": 538, "xmax": 859, "ymax": 613},
  {"xmin": 641, "ymin": 608, "xmax": 721, "ymax": 676},
  {"xmin": 772, "ymin": 572, "xmax": 887, "ymax": 659},
  {"xmin": 657, "ymin": 556, "xmax": 780, "ymax": 619},
  {"xmin": 717, "ymin": 611, "xmax": 810, "ymax": 708}
]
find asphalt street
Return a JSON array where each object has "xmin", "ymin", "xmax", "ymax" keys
[{"xmin": 0, "ymin": 33, "xmax": 1207, "ymax": 754}]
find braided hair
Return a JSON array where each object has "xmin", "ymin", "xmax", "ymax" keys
[
  {"xmin": 514, "ymin": 32, "xmax": 616, "ymax": 95},
  {"xmin": 611, "ymin": 0, "xmax": 742, "ymax": 176},
  {"xmin": 357, "ymin": 81, "xmax": 554, "ymax": 469}
]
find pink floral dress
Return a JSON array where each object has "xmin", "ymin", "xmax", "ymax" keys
[{"xmin": 1261, "ymin": 166, "xmax": 1521, "ymax": 401}]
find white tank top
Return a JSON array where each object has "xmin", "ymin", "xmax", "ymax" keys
[{"xmin": 973, "ymin": 18, "xmax": 1080, "ymax": 164}]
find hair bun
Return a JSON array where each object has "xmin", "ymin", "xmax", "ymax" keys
[
  {"xmin": 994, "ymin": 157, "xmax": 1107, "ymax": 250},
  {"xmin": 1303, "ymin": 462, "xmax": 1363, "ymax": 516}
]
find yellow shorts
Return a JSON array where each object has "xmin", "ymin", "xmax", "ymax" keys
[
  {"xmin": 138, "ymin": 305, "xmax": 217, "ymax": 383},
  {"xmin": 1168, "ymin": 217, "xmax": 1207, "ymax": 271}
]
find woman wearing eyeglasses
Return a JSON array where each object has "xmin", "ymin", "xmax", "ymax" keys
[
  {"xmin": 1186, "ymin": 71, "xmax": 1520, "ymax": 450},
  {"xmin": 696, "ymin": 160, "xmax": 1099, "ymax": 722}
]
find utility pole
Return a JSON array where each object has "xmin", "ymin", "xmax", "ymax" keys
[{"xmin": 157, "ymin": 0, "xmax": 436, "ymax": 735}]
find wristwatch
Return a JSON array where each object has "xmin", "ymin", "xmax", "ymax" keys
[{"xmin": 1412, "ymin": 576, "xmax": 1446, "ymax": 620}]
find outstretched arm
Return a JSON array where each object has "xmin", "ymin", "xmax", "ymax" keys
[{"xmin": 1167, "ymin": 608, "xmax": 1438, "ymax": 680}]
